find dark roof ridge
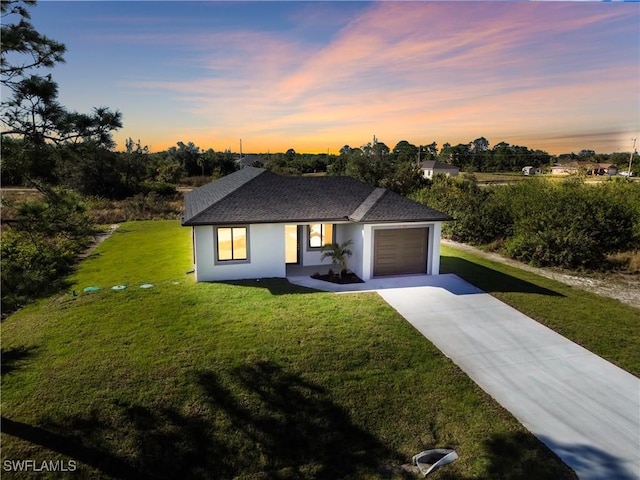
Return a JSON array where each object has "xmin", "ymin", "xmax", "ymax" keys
[{"xmin": 349, "ymin": 187, "xmax": 387, "ymax": 222}]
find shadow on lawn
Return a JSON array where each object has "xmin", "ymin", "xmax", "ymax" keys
[
  {"xmin": 1, "ymin": 360, "xmax": 412, "ymax": 479},
  {"xmin": 194, "ymin": 361, "xmax": 411, "ymax": 479},
  {"xmin": 222, "ymin": 278, "xmax": 320, "ymax": 295},
  {"xmin": 1, "ymin": 346, "xmax": 38, "ymax": 376},
  {"xmin": 2, "ymin": 360, "xmax": 587, "ymax": 479},
  {"xmin": 440, "ymin": 256, "xmax": 564, "ymax": 297}
]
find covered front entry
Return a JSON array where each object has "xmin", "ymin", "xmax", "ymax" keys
[{"xmin": 373, "ymin": 227, "xmax": 428, "ymax": 276}]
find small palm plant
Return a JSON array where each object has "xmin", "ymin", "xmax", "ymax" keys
[{"xmin": 320, "ymin": 240, "xmax": 353, "ymax": 278}]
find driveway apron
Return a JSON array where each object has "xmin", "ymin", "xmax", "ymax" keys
[{"xmin": 373, "ymin": 274, "xmax": 639, "ymax": 480}]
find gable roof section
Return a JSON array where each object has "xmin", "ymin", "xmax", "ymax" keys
[
  {"xmin": 354, "ymin": 189, "xmax": 452, "ymax": 223},
  {"xmin": 420, "ymin": 160, "xmax": 459, "ymax": 170},
  {"xmin": 183, "ymin": 166, "xmax": 264, "ymax": 222},
  {"xmin": 182, "ymin": 168, "xmax": 451, "ymax": 226}
]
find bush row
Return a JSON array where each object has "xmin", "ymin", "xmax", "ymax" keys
[{"xmin": 413, "ymin": 176, "xmax": 640, "ymax": 270}]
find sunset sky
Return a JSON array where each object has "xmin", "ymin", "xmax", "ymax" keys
[{"xmin": 28, "ymin": 1, "xmax": 640, "ymax": 155}]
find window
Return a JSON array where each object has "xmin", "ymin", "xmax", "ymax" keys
[
  {"xmin": 216, "ymin": 227, "xmax": 247, "ymax": 261},
  {"xmin": 308, "ymin": 224, "xmax": 333, "ymax": 249}
]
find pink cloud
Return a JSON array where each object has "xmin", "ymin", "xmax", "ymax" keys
[{"xmin": 118, "ymin": 2, "xmax": 638, "ymax": 154}]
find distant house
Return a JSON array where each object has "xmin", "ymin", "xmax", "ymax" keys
[
  {"xmin": 238, "ymin": 154, "xmax": 268, "ymax": 169},
  {"xmin": 551, "ymin": 161, "xmax": 617, "ymax": 176},
  {"xmin": 522, "ymin": 166, "xmax": 541, "ymax": 176},
  {"xmin": 420, "ymin": 160, "xmax": 459, "ymax": 180},
  {"xmin": 182, "ymin": 167, "xmax": 451, "ymax": 282}
]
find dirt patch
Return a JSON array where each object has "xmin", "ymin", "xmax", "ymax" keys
[{"xmin": 443, "ymin": 240, "xmax": 640, "ymax": 310}]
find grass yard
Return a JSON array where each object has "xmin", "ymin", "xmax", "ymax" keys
[
  {"xmin": 1, "ymin": 221, "xmax": 579, "ymax": 479},
  {"xmin": 441, "ymin": 246, "xmax": 640, "ymax": 377}
]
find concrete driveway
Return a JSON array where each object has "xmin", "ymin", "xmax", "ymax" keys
[{"xmin": 288, "ymin": 273, "xmax": 640, "ymax": 480}]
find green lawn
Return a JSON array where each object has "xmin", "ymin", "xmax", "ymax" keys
[
  {"xmin": 441, "ymin": 246, "xmax": 640, "ymax": 376},
  {"xmin": 1, "ymin": 221, "xmax": 579, "ymax": 479}
]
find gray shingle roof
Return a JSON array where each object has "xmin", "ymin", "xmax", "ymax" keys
[
  {"xmin": 182, "ymin": 168, "xmax": 451, "ymax": 226},
  {"xmin": 356, "ymin": 190, "xmax": 451, "ymax": 222},
  {"xmin": 420, "ymin": 160, "xmax": 459, "ymax": 170},
  {"xmin": 183, "ymin": 166, "xmax": 264, "ymax": 222}
]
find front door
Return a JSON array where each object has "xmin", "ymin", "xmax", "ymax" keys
[{"xmin": 285, "ymin": 225, "xmax": 301, "ymax": 264}]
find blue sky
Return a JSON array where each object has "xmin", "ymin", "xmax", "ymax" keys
[{"xmin": 21, "ymin": 1, "xmax": 640, "ymax": 154}]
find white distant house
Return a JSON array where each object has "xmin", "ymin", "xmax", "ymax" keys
[
  {"xmin": 522, "ymin": 166, "xmax": 541, "ymax": 176},
  {"xmin": 550, "ymin": 161, "xmax": 618, "ymax": 176},
  {"xmin": 419, "ymin": 160, "xmax": 459, "ymax": 180},
  {"xmin": 182, "ymin": 167, "xmax": 451, "ymax": 282}
]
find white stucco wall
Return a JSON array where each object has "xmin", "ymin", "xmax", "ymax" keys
[
  {"xmin": 429, "ymin": 222, "xmax": 441, "ymax": 275},
  {"xmin": 336, "ymin": 223, "xmax": 364, "ymax": 279},
  {"xmin": 192, "ymin": 220, "xmax": 443, "ymax": 282},
  {"xmin": 193, "ymin": 224, "xmax": 286, "ymax": 281},
  {"xmin": 422, "ymin": 168, "xmax": 459, "ymax": 179}
]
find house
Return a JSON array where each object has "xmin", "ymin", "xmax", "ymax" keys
[
  {"xmin": 522, "ymin": 166, "xmax": 540, "ymax": 176},
  {"xmin": 238, "ymin": 154, "xmax": 268, "ymax": 169},
  {"xmin": 551, "ymin": 161, "xmax": 617, "ymax": 176},
  {"xmin": 182, "ymin": 167, "xmax": 452, "ymax": 282},
  {"xmin": 419, "ymin": 160, "xmax": 459, "ymax": 180}
]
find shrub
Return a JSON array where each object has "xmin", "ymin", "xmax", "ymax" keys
[
  {"xmin": 180, "ymin": 176, "xmax": 212, "ymax": 188},
  {"xmin": 504, "ymin": 181, "xmax": 635, "ymax": 269},
  {"xmin": 413, "ymin": 175, "xmax": 512, "ymax": 244},
  {"xmin": 140, "ymin": 181, "xmax": 177, "ymax": 197},
  {"xmin": 1, "ymin": 231, "xmax": 77, "ymax": 311},
  {"xmin": 414, "ymin": 175, "xmax": 639, "ymax": 270},
  {"xmin": 86, "ymin": 193, "xmax": 183, "ymax": 224},
  {"xmin": 1, "ymin": 187, "xmax": 96, "ymax": 312}
]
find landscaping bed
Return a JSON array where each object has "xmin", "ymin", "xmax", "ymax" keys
[{"xmin": 311, "ymin": 270, "xmax": 364, "ymax": 284}]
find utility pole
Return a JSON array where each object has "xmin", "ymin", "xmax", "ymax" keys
[{"xmin": 627, "ymin": 138, "xmax": 636, "ymax": 178}]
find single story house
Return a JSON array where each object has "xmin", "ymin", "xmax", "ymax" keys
[
  {"xmin": 550, "ymin": 162, "xmax": 617, "ymax": 176},
  {"xmin": 419, "ymin": 160, "xmax": 459, "ymax": 180},
  {"xmin": 522, "ymin": 166, "xmax": 541, "ymax": 176},
  {"xmin": 182, "ymin": 167, "xmax": 452, "ymax": 282},
  {"xmin": 238, "ymin": 154, "xmax": 268, "ymax": 169}
]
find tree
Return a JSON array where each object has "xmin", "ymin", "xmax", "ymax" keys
[
  {"xmin": 450, "ymin": 143, "xmax": 472, "ymax": 170},
  {"xmin": 320, "ymin": 240, "xmax": 353, "ymax": 278},
  {"xmin": 167, "ymin": 141, "xmax": 200, "ymax": 177},
  {"xmin": 392, "ymin": 140, "xmax": 418, "ymax": 164},
  {"xmin": 439, "ymin": 143, "xmax": 452, "ymax": 162},
  {"xmin": 1, "ymin": 0, "xmax": 66, "ymax": 85},
  {"xmin": 120, "ymin": 137, "xmax": 149, "ymax": 190},
  {"xmin": 1, "ymin": 1, "xmax": 122, "ymax": 185},
  {"xmin": 339, "ymin": 145, "xmax": 352, "ymax": 157},
  {"xmin": 471, "ymin": 137, "xmax": 490, "ymax": 154},
  {"xmin": 419, "ymin": 142, "xmax": 438, "ymax": 161},
  {"xmin": 1, "ymin": 184, "xmax": 96, "ymax": 311}
]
